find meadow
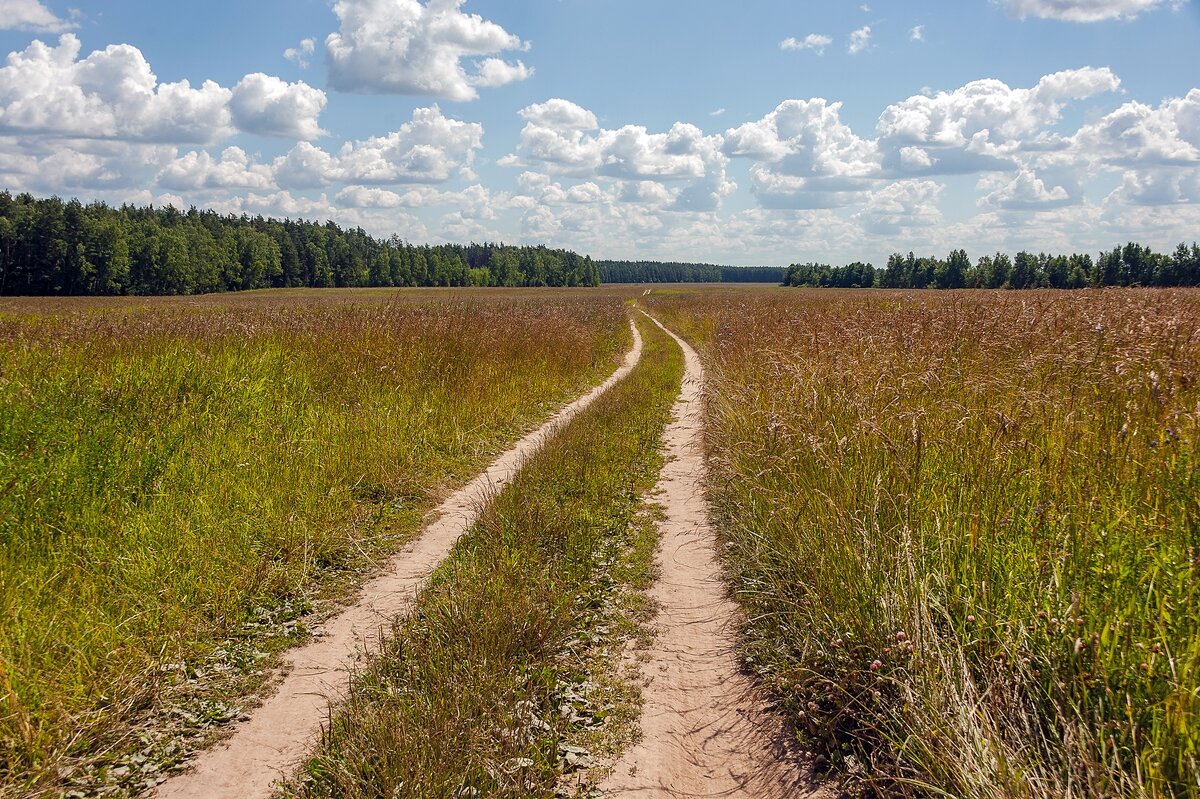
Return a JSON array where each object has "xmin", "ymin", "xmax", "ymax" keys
[
  {"xmin": 0, "ymin": 289, "xmax": 629, "ymax": 795},
  {"xmin": 648, "ymin": 288, "xmax": 1200, "ymax": 798},
  {"xmin": 285, "ymin": 314, "xmax": 683, "ymax": 798},
  {"xmin": 4, "ymin": 284, "xmax": 1199, "ymax": 799}
]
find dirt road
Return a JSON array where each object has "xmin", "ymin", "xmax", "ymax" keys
[
  {"xmin": 600, "ymin": 313, "xmax": 821, "ymax": 798},
  {"xmin": 154, "ymin": 320, "xmax": 644, "ymax": 799}
]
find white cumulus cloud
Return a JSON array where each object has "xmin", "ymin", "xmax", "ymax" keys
[
  {"xmin": 724, "ymin": 99, "xmax": 881, "ymax": 208},
  {"xmin": 980, "ymin": 169, "xmax": 1072, "ymax": 209},
  {"xmin": 0, "ymin": 36, "xmax": 329, "ymax": 144},
  {"xmin": 336, "ymin": 104, "xmax": 484, "ymax": 184},
  {"xmin": 325, "ymin": 0, "xmax": 532, "ymax": 101},
  {"xmin": 1071, "ymin": 89, "xmax": 1200, "ymax": 166},
  {"xmin": 157, "ymin": 147, "xmax": 276, "ymax": 191},
  {"xmin": 0, "ymin": 35, "xmax": 233, "ymax": 143},
  {"xmin": 272, "ymin": 142, "xmax": 340, "ymax": 189},
  {"xmin": 230, "ymin": 74, "xmax": 327, "ymax": 140},
  {"xmin": 506, "ymin": 99, "xmax": 734, "ymax": 212},
  {"xmin": 855, "ymin": 179, "xmax": 943, "ymax": 234},
  {"xmin": 876, "ymin": 67, "xmax": 1121, "ymax": 174},
  {"xmin": 472, "ymin": 57, "xmax": 534, "ymax": 88}
]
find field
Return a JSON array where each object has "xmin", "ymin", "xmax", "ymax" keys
[
  {"xmin": 647, "ymin": 288, "xmax": 1200, "ymax": 797},
  {"xmin": 2, "ymin": 285, "xmax": 1199, "ymax": 798},
  {"xmin": 286, "ymin": 314, "xmax": 683, "ymax": 797},
  {"xmin": 0, "ymin": 289, "xmax": 629, "ymax": 794}
]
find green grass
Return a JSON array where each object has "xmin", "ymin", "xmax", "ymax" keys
[
  {"xmin": 648, "ymin": 288, "xmax": 1200, "ymax": 798},
  {"xmin": 284, "ymin": 313, "xmax": 684, "ymax": 799},
  {"xmin": 0, "ymin": 292, "xmax": 628, "ymax": 795}
]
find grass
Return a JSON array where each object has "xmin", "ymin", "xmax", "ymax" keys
[
  {"xmin": 647, "ymin": 288, "xmax": 1200, "ymax": 798},
  {"xmin": 283, "ymin": 312, "xmax": 684, "ymax": 799},
  {"xmin": 0, "ymin": 290, "xmax": 629, "ymax": 796}
]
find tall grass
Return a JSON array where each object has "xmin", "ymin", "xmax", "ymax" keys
[
  {"xmin": 649, "ymin": 289, "xmax": 1200, "ymax": 798},
  {"xmin": 0, "ymin": 291, "xmax": 627, "ymax": 794},
  {"xmin": 285, "ymin": 315, "xmax": 684, "ymax": 798}
]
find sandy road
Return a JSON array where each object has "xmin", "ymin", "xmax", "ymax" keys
[
  {"xmin": 154, "ymin": 320, "xmax": 644, "ymax": 799},
  {"xmin": 601, "ymin": 312, "xmax": 823, "ymax": 799}
]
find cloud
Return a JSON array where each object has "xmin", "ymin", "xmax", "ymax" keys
[
  {"xmin": 500, "ymin": 99, "xmax": 602, "ymax": 174},
  {"xmin": 142, "ymin": 105, "xmax": 483, "ymax": 194},
  {"xmin": 710, "ymin": 108, "xmax": 726, "ymax": 117},
  {"xmin": 336, "ymin": 104, "xmax": 484, "ymax": 183},
  {"xmin": 0, "ymin": 35, "xmax": 329, "ymax": 144},
  {"xmin": 876, "ymin": 67, "xmax": 1121, "ymax": 174},
  {"xmin": 0, "ymin": 0, "xmax": 75, "ymax": 32},
  {"xmin": 472, "ymin": 57, "xmax": 534, "ymax": 88},
  {"xmin": 230, "ymin": 74, "xmax": 327, "ymax": 140},
  {"xmin": 506, "ymin": 99, "xmax": 734, "ymax": 212},
  {"xmin": 1070, "ymin": 89, "xmax": 1200, "ymax": 166},
  {"xmin": 325, "ymin": 0, "xmax": 533, "ymax": 101},
  {"xmin": 157, "ymin": 147, "xmax": 276, "ymax": 191},
  {"xmin": 724, "ymin": 99, "xmax": 880, "ymax": 177},
  {"xmin": 0, "ymin": 35, "xmax": 233, "ymax": 143},
  {"xmin": 1003, "ymin": 0, "xmax": 1181, "ymax": 22},
  {"xmin": 781, "ymin": 34, "xmax": 833, "ymax": 55},
  {"xmin": 848, "ymin": 26, "xmax": 872, "ymax": 54},
  {"xmin": 283, "ymin": 38, "xmax": 316, "ymax": 69},
  {"xmin": 0, "ymin": 136, "xmax": 180, "ymax": 195},
  {"xmin": 979, "ymin": 169, "xmax": 1072, "ymax": 209},
  {"xmin": 854, "ymin": 179, "xmax": 943, "ymax": 234},
  {"xmin": 910, "ymin": 25, "xmax": 925, "ymax": 41},
  {"xmin": 519, "ymin": 98, "xmax": 599, "ymax": 131},
  {"xmin": 723, "ymin": 99, "xmax": 881, "ymax": 209},
  {"xmin": 334, "ymin": 185, "xmax": 411, "ymax": 208},
  {"xmin": 1108, "ymin": 168, "xmax": 1200, "ymax": 205},
  {"xmin": 272, "ymin": 142, "xmax": 340, "ymax": 189}
]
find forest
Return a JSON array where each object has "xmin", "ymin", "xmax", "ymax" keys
[
  {"xmin": 597, "ymin": 260, "xmax": 786, "ymax": 284},
  {"xmin": 0, "ymin": 192, "xmax": 600, "ymax": 296},
  {"xmin": 786, "ymin": 244, "xmax": 1200, "ymax": 289}
]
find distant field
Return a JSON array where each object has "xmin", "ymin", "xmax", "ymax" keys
[
  {"xmin": 0, "ymin": 289, "xmax": 628, "ymax": 792},
  {"xmin": 648, "ymin": 288, "xmax": 1200, "ymax": 797}
]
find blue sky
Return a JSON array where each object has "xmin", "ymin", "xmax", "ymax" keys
[{"xmin": 1, "ymin": 0, "xmax": 1198, "ymax": 266}]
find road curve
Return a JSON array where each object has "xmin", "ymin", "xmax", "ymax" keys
[{"xmin": 155, "ymin": 319, "xmax": 645, "ymax": 799}]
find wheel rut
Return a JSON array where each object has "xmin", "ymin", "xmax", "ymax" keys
[
  {"xmin": 153, "ymin": 320, "xmax": 644, "ymax": 799},
  {"xmin": 600, "ymin": 312, "xmax": 826, "ymax": 799}
]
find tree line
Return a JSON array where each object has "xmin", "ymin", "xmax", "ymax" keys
[
  {"xmin": 786, "ymin": 243, "xmax": 1200, "ymax": 290},
  {"xmin": 0, "ymin": 192, "xmax": 600, "ymax": 296},
  {"xmin": 597, "ymin": 260, "xmax": 785, "ymax": 284}
]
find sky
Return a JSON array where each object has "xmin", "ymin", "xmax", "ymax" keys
[{"xmin": 1, "ymin": 0, "xmax": 1198, "ymax": 266}]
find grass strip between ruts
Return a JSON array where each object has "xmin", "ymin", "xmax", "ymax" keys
[{"xmin": 284, "ymin": 312, "xmax": 685, "ymax": 798}]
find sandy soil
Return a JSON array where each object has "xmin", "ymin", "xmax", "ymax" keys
[
  {"xmin": 153, "ymin": 320, "xmax": 644, "ymax": 799},
  {"xmin": 600, "ymin": 313, "xmax": 826, "ymax": 799}
]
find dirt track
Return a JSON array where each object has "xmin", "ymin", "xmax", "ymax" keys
[
  {"xmin": 153, "ymin": 320, "xmax": 644, "ymax": 799},
  {"xmin": 600, "ymin": 313, "xmax": 823, "ymax": 798}
]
